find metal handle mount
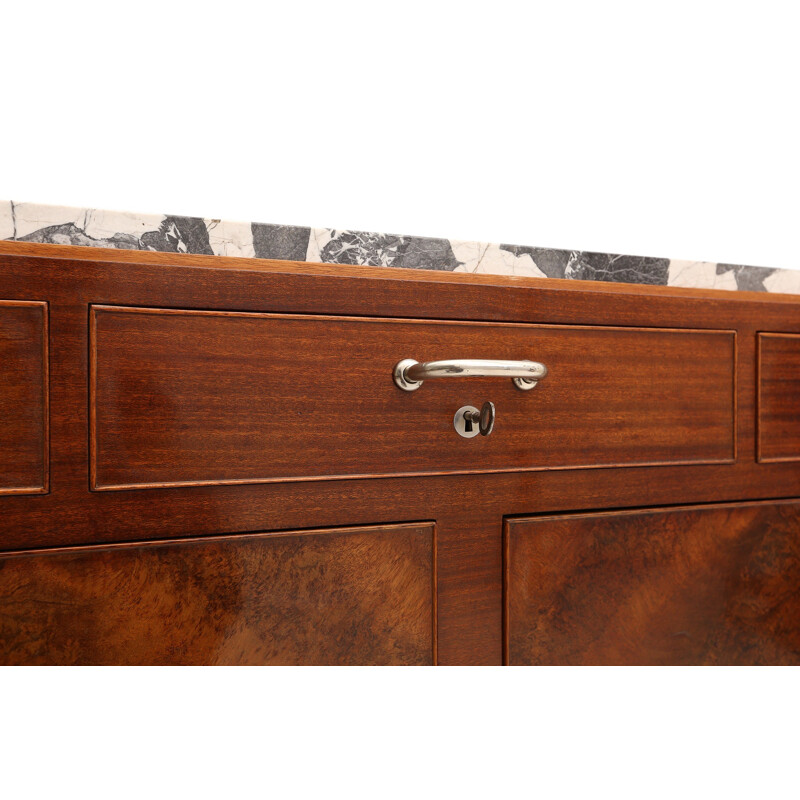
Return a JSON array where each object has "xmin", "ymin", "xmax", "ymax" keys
[{"xmin": 393, "ymin": 358, "xmax": 547, "ymax": 392}]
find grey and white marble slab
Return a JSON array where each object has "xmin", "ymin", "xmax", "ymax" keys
[{"xmin": 2, "ymin": 201, "xmax": 799, "ymax": 295}]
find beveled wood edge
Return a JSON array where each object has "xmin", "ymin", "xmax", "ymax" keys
[
  {"xmin": 0, "ymin": 298, "xmax": 49, "ymax": 309},
  {"xmin": 0, "ymin": 519, "xmax": 435, "ymax": 558},
  {"xmin": 502, "ymin": 517, "xmax": 511, "ymax": 666},
  {"xmin": 0, "ymin": 298, "xmax": 48, "ymax": 495},
  {"xmin": 0, "ymin": 485, "xmax": 49, "ymax": 496},
  {"xmin": 89, "ymin": 305, "xmax": 98, "ymax": 491},
  {"xmin": 3, "ymin": 239, "xmax": 800, "ymax": 304},
  {"xmin": 503, "ymin": 496, "xmax": 800, "ymax": 526},
  {"xmin": 91, "ymin": 459, "xmax": 739, "ymax": 493},
  {"xmin": 90, "ymin": 302, "xmax": 742, "ymax": 335},
  {"xmin": 757, "ymin": 331, "xmax": 800, "ymax": 464},
  {"xmin": 757, "ymin": 333, "xmax": 800, "ymax": 339},
  {"xmin": 757, "ymin": 331, "xmax": 764, "ymax": 463},
  {"xmin": 432, "ymin": 522, "xmax": 438, "ymax": 667}
]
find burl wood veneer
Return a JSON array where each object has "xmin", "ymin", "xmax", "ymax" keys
[
  {"xmin": 0, "ymin": 522, "xmax": 435, "ymax": 665},
  {"xmin": 0, "ymin": 300, "xmax": 48, "ymax": 494},
  {"xmin": 90, "ymin": 305, "xmax": 735, "ymax": 490},
  {"xmin": 758, "ymin": 333, "xmax": 800, "ymax": 462},
  {"xmin": 505, "ymin": 501, "xmax": 800, "ymax": 665}
]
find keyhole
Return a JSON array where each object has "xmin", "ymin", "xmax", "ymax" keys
[{"xmin": 463, "ymin": 410, "xmax": 474, "ymax": 433}]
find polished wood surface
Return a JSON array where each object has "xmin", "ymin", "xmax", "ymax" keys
[
  {"xmin": 90, "ymin": 305, "xmax": 735, "ymax": 490},
  {"xmin": 758, "ymin": 333, "xmax": 800, "ymax": 462},
  {"xmin": 0, "ymin": 300, "xmax": 48, "ymax": 494},
  {"xmin": 5, "ymin": 238, "xmax": 800, "ymax": 307},
  {"xmin": 0, "ymin": 522, "xmax": 435, "ymax": 665},
  {"xmin": 0, "ymin": 240, "xmax": 799, "ymax": 664},
  {"xmin": 505, "ymin": 500, "xmax": 800, "ymax": 665}
]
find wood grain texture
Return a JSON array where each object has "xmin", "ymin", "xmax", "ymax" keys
[
  {"xmin": 90, "ymin": 305, "xmax": 735, "ymax": 490},
  {"xmin": 0, "ymin": 300, "xmax": 48, "ymax": 494},
  {"xmin": 5, "ymin": 239, "xmax": 800, "ymax": 306},
  {"xmin": 0, "ymin": 522, "xmax": 435, "ymax": 665},
  {"xmin": 505, "ymin": 501, "xmax": 800, "ymax": 665},
  {"xmin": 758, "ymin": 333, "xmax": 800, "ymax": 462},
  {"xmin": 0, "ymin": 242, "xmax": 799, "ymax": 664}
]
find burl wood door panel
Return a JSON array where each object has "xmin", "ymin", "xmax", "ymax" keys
[
  {"xmin": 90, "ymin": 306, "xmax": 735, "ymax": 490},
  {"xmin": 0, "ymin": 300, "xmax": 48, "ymax": 494},
  {"xmin": 0, "ymin": 523, "xmax": 435, "ymax": 665},
  {"xmin": 758, "ymin": 333, "xmax": 800, "ymax": 462},
  {"xmin": 505, "ymin": 501, "xmax": 800, "ymax": 665}
]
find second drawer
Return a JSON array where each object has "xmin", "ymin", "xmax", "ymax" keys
[{"xmin": 90, "ymin": 306, "xmax": 736, "ymax": 490}]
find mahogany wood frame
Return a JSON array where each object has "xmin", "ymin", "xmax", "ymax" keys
[{"xmin": 0, "ymin": 240, "xmax": 799, "ymax": 665}]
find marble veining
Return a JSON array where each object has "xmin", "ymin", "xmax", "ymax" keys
[{"xmin": 2, "ymin": 201, "xmax": 798, "ymax": 295}]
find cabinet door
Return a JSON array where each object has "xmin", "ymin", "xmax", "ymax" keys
[
  {"xmin": 0, "ymin": 523, "xmax": 435, "ymax": 665},
  {"xmin": 505, "ymin": 501, "xmax": 800, "ymax": 665}
]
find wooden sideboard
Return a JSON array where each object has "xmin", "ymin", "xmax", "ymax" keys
[{"xmin": 0, "ymin": 241, "xmax": 798, "ymax": 665}]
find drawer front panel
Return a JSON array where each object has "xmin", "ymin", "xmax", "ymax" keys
[
  {"xmin": 90, "ymin": 306, "xmax": 735, "ymax": 490},
  {"xmin": 0, "ymin": 522, "xmax": 435, "ymax": 665},
  {"xmin": 0, "ymin": 300, "xmax": 48, "ymax": 494},
  {"xmin": 758, "ymin": 333, "xmax": 800, "ymax": 462},
  {"xmin": 505, "ymin": 502, "xmax": 800, "ymax": 665}
]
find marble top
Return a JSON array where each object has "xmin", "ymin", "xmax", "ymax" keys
[{"xmin": 3, "ymin": 201, "xmax": 799, "ymax": 295}]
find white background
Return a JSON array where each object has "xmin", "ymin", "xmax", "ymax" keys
[
  {"xmin": 3, "ymin": 3, "xmax": 799, "ymax": 799},
  {"xmin": 3, "ymin": 1, "xmax": 800, "ymax": 271}
]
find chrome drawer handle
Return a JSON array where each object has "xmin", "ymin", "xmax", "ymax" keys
[{"xmin": 393, "ymin": 358, "xmax": 547, "ymax": 391}]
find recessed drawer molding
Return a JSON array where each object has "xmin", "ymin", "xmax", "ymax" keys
[
  {"xmin": 0, "ymin": 300, "xmax": 48, "ymax": 494},
  {"xmin": 758, "ymin": 333, "xmax": 800, "ymax": 462},
  {"xmin": 89, "ymin": 306, "xmax": 736, "ymax": 491}
]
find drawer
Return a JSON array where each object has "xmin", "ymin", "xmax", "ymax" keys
[
  {"xmin": 758, "ymin": 333, "xmax": 800, "ymax": 462},
  {"xmin": 0, "ymin": 522, "xmax": 435, "ymax": 665},
  {"xmin": 0, "ymin": 300, "xmax": 48, "ymax": 494},
  {"xmin": 90, "ymin": 306, "xmax": 736, "ymax": 490}
]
